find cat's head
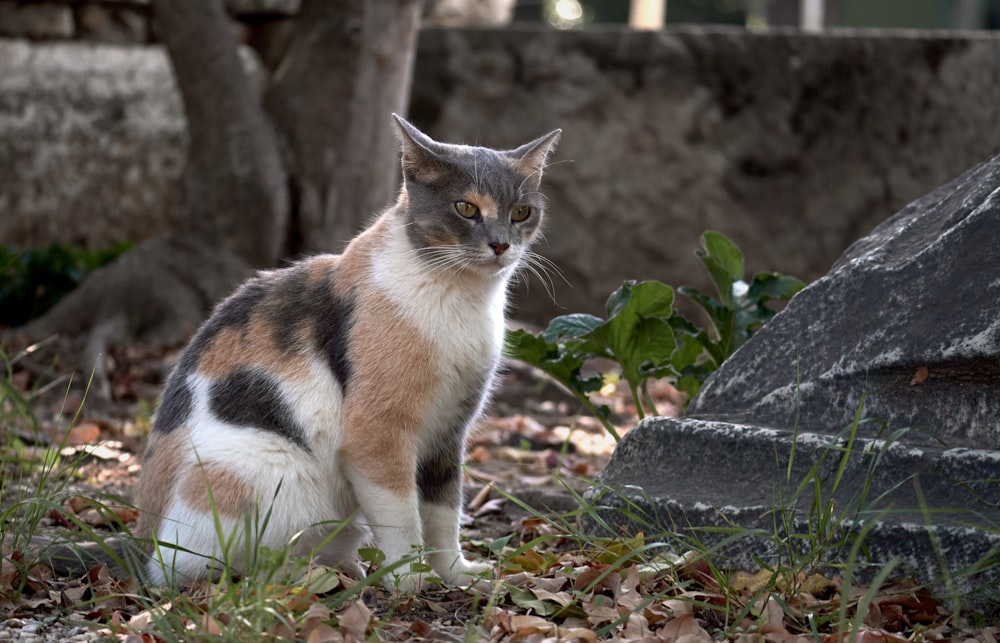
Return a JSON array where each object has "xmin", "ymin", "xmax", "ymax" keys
[{"xmin": 392, "ymin": 115, "xmax": 561, "ymax": 279}]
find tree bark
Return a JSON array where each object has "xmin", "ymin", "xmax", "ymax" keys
[
  {"xmin": 153, "ymin": 0, "xmax": 289, "ymax": 266},
  {"xmin": 264, "ymin": 0, "xmax": 422, "ymax": 252},
  {"xmin": 16, "ymin": 0, "xmax": 422, "ymax": 392}
]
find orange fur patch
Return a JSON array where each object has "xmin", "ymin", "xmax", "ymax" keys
[
  {"xmin": 464, "ymin": 191, "xmax": 499, "ymax": 219},
  {"xmin": 340, "ymin": 289, "xmax": 438, "ymax": 494},
  {"xmin": 135, "ymin": 430, "xmax": 187, "ymax": 543},
  {"xmin": 332, "ymin": 219, "xmax": 384, "ymax": 292},
  {"xmin": 180, "ymin": 461, "xmax": 253, "ymax": 519},
  {"xmin": 197, "ymin": 317, "xmax": 309, "ymax": 380}
]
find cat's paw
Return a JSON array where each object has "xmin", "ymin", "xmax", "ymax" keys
[{"xmin": 439, "ymin": 557, "xmax": 493, "ymax": 587}]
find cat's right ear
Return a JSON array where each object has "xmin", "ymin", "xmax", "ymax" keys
[{"xmin": 392, "ymin": 114, "xmax": 448, "ymax": 185}]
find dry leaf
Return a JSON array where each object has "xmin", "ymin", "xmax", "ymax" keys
[
  {"xmin": 67, "ymin": 422, "xmax": 101, "ymax": 445},
  {"xmin": 337, "ymin": 599, "xmax": 371, "ymax": 635},
  {"xmin": 198, "ymin": 613, "xmax": 223, "ymax": 636},
  {"xmin": 467, "ymin": 445, "xmax": 491, "ymax": 463},
  {"xmin": 467, "ymin": 481, "xmax": 494, "ymax": 512},
  {"xmin": 661, "ymin": 613, "xmax": 713, "ymax": 642},
  {"xmin": 910, "ymin": 366, "xmax": 929, "ymax": 385},
  {"xmin": 581, "ymin": 595, "xmax": 617, "ymax": 627},
  {"xmin": 78, "ymin": 505, "xmax": 140, "ymax": 527}
]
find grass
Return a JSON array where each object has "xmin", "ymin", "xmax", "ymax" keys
[{"xmin": 1, "ymin": 344, "xmax": 997, "ymax": 641}]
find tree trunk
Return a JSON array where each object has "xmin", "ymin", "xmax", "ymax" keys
[
  {"xmin": 153, "ymin": 0, "xmax": 289, "ymax": 267},
  {"xmin": 264, "ymin": 0, "xmax": 422, "ymax": 253},
  {"xmin": 15, "ymin": 0, "xmax": 422, "ymax": 393}
]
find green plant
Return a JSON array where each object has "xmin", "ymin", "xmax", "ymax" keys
[
  {"xmin": 0, "ymin": 241, "xmax": 131, "ymax": 327},
  {"xmin": 0, "ymin": 344, "xmax": 99, "ymax": 599},
  {"xmin": 505, "ymin": 231, "xmax": 803, "ymax": 439}
]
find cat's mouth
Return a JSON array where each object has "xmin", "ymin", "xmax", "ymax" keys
[{"xmin": 462, "ymin": 251, "xmax": 518, "ymax": 277}]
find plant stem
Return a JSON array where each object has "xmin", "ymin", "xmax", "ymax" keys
[
  {"xmin": 628, "ymin": 382, "xmax": 645, "ymax": 421},
  {"xmin": 575, "ymin": 392, "xmax": 621, "ymax": 442}
]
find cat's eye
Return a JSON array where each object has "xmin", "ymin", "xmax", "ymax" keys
[
  {"xmin": 455, "ymin": 201, "xmax": 479, "ymax": 218},
  {"xmin": 511, "ymin": 206, "xmax": 532, "ymax": 222}
]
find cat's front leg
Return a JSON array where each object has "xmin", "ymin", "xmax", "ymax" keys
[
  {"xmin": 418, "ymin": 453, "xmax": 492, "ymax": 586},
  {"xmin": 422, "ymin": 501, "xmax": 492, "ymax": 585},
  {"xmin": 349, "ymin": 478, "xmax": 425, "ymax": 592}
]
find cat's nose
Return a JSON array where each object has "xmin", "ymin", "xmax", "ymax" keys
[{"xmin": 489, "ymin": 242, "xmax": 510, "ymax": 256}]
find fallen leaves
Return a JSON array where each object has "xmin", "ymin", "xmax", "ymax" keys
[
  {"xmin": 1, "ymin": 340, "xmax": 994, "ymax": 642},
  {"xmin": 64, "ymin": 495, "xmax": 139, "ymax": 528}
]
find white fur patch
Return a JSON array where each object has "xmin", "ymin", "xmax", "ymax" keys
[{"xmin": 147, "ymin": 369, "xmax": 359, "ymax": 583}]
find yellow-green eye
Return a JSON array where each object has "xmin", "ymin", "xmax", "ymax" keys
[
  {"xmin": 511, "ymin": 206, "xmax": 532, "ymax": 222},
  {"xmin": 455, "ymin": 201, "xmax": 479, "ymax": 218}
]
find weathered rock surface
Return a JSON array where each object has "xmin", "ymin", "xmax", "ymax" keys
[
  {"xmin": 588, "ymin": 153, "xmax": 1000, "ymax": 590},
  {"xmin": 688, "ymin": 152, "xmax": 1000, "ymax": 448},
  {"xmin": 0, "ymin": 39, "xmax": 185, "ymax": 249},
  {"xmin": 588, "ymin": 417, "xmax": 1000, "ymax": 587}
]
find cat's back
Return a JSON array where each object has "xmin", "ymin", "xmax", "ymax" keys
[{"xmin": 148, "ymin": 253, "xmax": 358, "ymax": 450}]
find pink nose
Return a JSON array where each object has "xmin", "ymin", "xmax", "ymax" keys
[{"xmin": 490, "ymin": 242, "xmax": 509, "ymax": 256}]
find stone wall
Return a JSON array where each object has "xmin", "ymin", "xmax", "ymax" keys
[
  {"xmin": 412, "ymin": 27, "xmax": 1000, "ymax": 320},
  {"xmin": 2, "ymin": 24, "xmax": 999, "ymax": 323},
  {"xmin": 0, "ymin": 0, "xmax": 300, "ymax": 43}
]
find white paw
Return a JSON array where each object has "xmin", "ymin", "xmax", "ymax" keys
[{"xmin": 439, "ymin": 557, "xmax": 493, "ymax": 587}]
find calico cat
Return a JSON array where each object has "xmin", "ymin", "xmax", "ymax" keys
[{"xmin": 136, "ymin": 115, "xmax": 561, "ymax": 591}]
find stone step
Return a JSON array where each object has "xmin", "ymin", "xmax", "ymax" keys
[{"xmin": 585, "ymin": 417, "xmax": 1000, "ymax": 589}]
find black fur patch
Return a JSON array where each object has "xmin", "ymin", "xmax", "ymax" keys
[
  {"xmin": 209, "ymin": 367, "xmax": 310, "ymax": 451},
  {"xmin": 308, "ymin": 285, "xmax": 355, "ymax": 390},
  {"xmin": 178, "ymin": 278, "xmax": 270, "ymax": 375},
  {"xmin": 417, "ymin": 392, "xmax": 484, "ymax": 506},
  {"xmin": 417, "ymin": 438, "xmax": 462, "ymax": 506},
  {"xmin": 264, "ymin": 263, "xmax": 355, "ymax": 390},
  {"xmin": 153, "ymin": 374, "xmax": 192, "ymax": 434}
]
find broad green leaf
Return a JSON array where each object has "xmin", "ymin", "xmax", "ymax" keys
[
  {"xmin": 592, "ymin": 281, "xmax": 676, "ymax": 393},
  {"xmin": 677, "ymin": 286, "xmax": 731, "ymax": 363},
  {"xmin": 357, "ymin": 547, "xmax": 386, "ymax": 565},
  {"xmin": 746, "ymin": 272, "xmax": 805, "ymax": 302},
  {"xmin": 604, "ymin": 279, "xmax": 636, "ymax": 318},
  {"xmin": 730, "ymin": 273, "xmax": 805, "ymax": 352},
  {"xmin": 503, "ymin": 329, "xmax": 603, "ymax": 397},
  {"xmin": 696, "ymin": 231, "xmax": 744, "ymax": 308},
  {"xmin": 676, "ymin": 286, "xmax": 723, "ymax": 324},
  {"xmin": 544, "ymin": 313, "xmax": 604, "ymax": 343},
  {"xmin": 668, "ymin": 332, "xmax": 705, "ymax": 373},
  {"xmin": 503, "ymin": 328, "xmax": 554, "ymax": 365}
]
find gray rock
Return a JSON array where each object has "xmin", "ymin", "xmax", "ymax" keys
[
  {"xmin": 588, "ymin": 154, "xmax": 1000, "ymax": 590},
  {"xmin": 587, "ymin": 417, "xmax": 1000, "ymax": 587},
  {"xmin": 688, "ymin": 153, "xmax": 1000, "ymax": 449}
]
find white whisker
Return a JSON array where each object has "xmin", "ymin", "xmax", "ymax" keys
[{"xmin": 512, "ymin": 250, "xmax": 568, "ymax": 305}]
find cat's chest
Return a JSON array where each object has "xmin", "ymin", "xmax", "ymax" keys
[
  {"xmin": 391, "ymin": 278, "xmax": 503, "ymax": 372},
  {"xmin": 370, "ymin": 254, "xmax": 505, "ymax": 394}
]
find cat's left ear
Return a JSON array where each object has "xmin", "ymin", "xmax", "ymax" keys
[
  {"xmin": 392, "ymin": 114, "xmax": 449, "ymax": 185},
  {"xmin": 508, "ymin": 129, "xmax": 562, "ymax": 180}
]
